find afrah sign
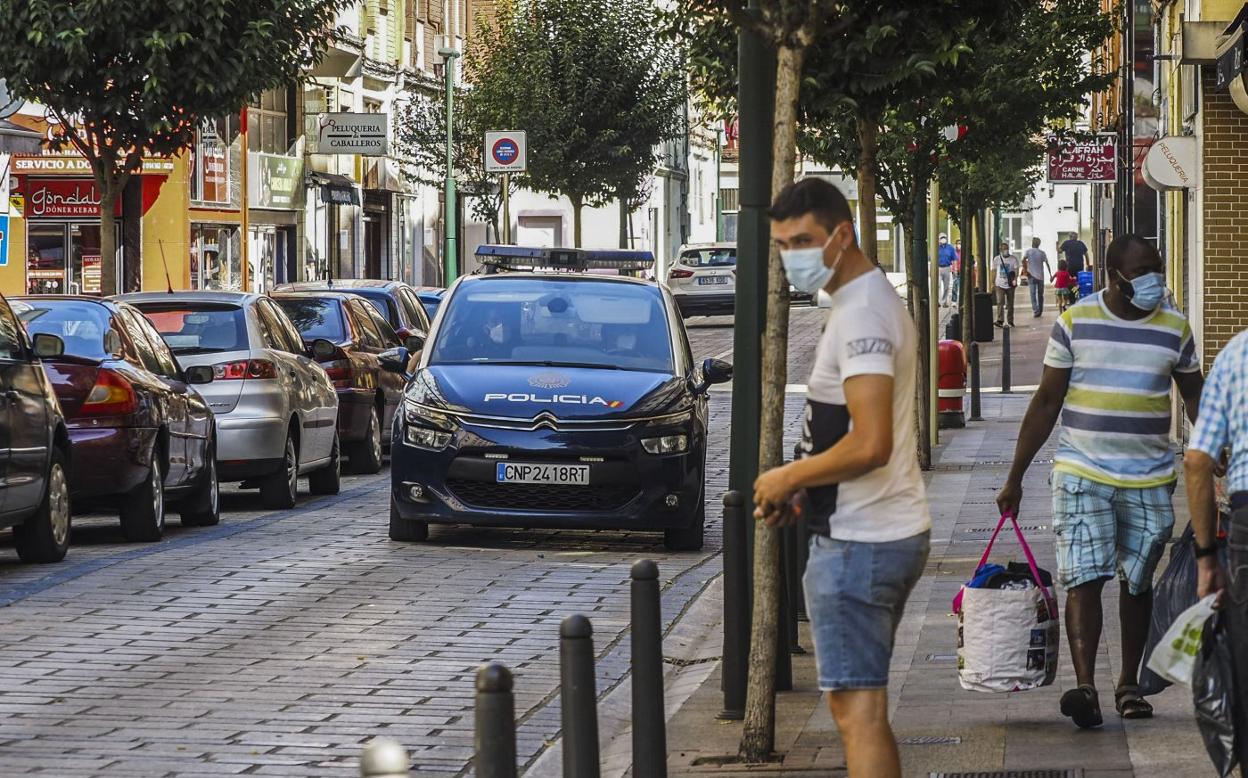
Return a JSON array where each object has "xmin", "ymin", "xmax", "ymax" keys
[{"xmin": 313, "ymin": 113, "xmax": 388, "ymax": 156}]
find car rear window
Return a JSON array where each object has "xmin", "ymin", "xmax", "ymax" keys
[
  {"xmin": 680, "ymin": 248, "xmax": 736, "ymax": 267},
  {"xmin": 12, "ymin": 300, "xmax": 115, "ymax": 360},
  {"xmin": 132, "ymin": 303, "xmax": 249, "ymax": 354},
  {"xmin": 351, "ymin": 290, "xmax": 400, "ymax": 328},
  {"xmin": 275, "ymin": 297, "xmax": 346, "ymax": 342}
]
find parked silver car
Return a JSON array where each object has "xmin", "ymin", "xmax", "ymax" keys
[{"xmin": 117, "ymin": 292, "xmax": 341, "ymax": 508}]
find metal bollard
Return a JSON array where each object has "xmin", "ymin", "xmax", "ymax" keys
[
  {"xmin": 774, "ymin": 537, "xmax": 793, "ymax": 693},
  {"xmin": 1001, "ymin": 325, "xmax": 1011, "ymax": 394},
  {"xmin": 719, "ymin": 491, "xmax": 748, "ymax": 720},
  {"xmin": 969, "ymin": 341, "xmax": 983, "ymax": 421},
  {"xmin": 783, "ymin": 523, "xmax": 805, "ymax": 654},
  {"xmin": 474, "ymin": 663, "xmax": 518, "ymax": 778},
  {"xmin": 630, "ymin": 560, "xmax": 667, "ymax": 778},
  {"xmin": 360, "ymin": 737, "xmax": 409, "ymax": 778},
  {"xmin": 560, "ymin": 615, "xmax": 601, "ymax": 778}
]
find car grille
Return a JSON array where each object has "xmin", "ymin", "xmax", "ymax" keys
[{"xmin": 446, "ymin": 479, "xmax": 640, "ymax": 512}]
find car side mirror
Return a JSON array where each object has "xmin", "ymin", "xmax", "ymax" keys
[
  {"xmin": 703, "ymin": 357, "xmax": 733, "ymax": 385},
  {"xmin": 379, "ymin": 347, "xmax": 412, "ymax": 375},
  {"xmin": 309, "ymin": 338, "xmax": 336, "ymax": 360},
  {"xmin": 184, "ymin": 365, "xmax": 215, "ymax": 385},
  {"xmin": 31, "ymin": 333, "xmax": 64, "ymax": 359},
  {"xmin": 404, "ymin": 334, "xmax": 426, "ymax": 353}
]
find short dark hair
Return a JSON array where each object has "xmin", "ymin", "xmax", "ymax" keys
[
  {"xmin": 768, "ymin": 177, "xmax": 853, "ymax": 234},
  {"xmin": 1105, "ymin": 234, "xmax": 1160, "ymax": 271}
]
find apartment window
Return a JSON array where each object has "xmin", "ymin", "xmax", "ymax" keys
[
  {"xmin": 720, "ymin": 188, "xmax": 739, "ymax": 212},
  {"xmin": 248, "ymin": 88, "xmax": 289, "ymax": 155}
]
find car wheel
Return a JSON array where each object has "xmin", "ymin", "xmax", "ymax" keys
[
  {"xmin": 389, "ymin": 499, "xmax": 428, "ymax": 542},
  {"xmin": 308, "ymin": 433, "xmax": 342, "ymax": 496},
  {"xmin": 14, "ymin": 450, "xmax": 71, "ymax": 564},
  {"xmin": 180, "ymin": 443, "xmax": 220, "ymax": 527},
  {"xmin": 260, "ymin": 433, "xmax": 299, "ymax": 509},
  {"xmin": 663, "ymin": 488, "xmax": 705, "ymax": 552},
  {"xmin": 121, "ymin": 453, "xmax": 166, "ymax": 542},
  {"xmin": 346, "ymin": 406, "xmax": 384, "ymax": 475}
]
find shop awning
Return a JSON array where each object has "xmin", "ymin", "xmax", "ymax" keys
[
  {"xmin": 1143, "ymin": 135, "xmax": 1199, "ymax": 191},
  {"xmin": 310, "ymin": 172, "xmax": 360, "ymax": 206},
  {"xmin": 0, "ymin": 119, "xmax": 43, "ymax": 154},
  {"xmin": 1216, "ymin": 12, "xmax": 1246, "ymax": 91}
]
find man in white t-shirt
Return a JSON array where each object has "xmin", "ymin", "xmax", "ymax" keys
[
  {"xmin": 993, "ymin": 242, "xmax": 1021, "ymax": 328},
  {"xmin": 753, "ymin": 178, "xmax": 931, "ymax": 778}
]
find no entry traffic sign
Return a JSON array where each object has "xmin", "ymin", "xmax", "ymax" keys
[{"xmin": 484, "ymin": 130, "xmax": 527, "ymax": 173}]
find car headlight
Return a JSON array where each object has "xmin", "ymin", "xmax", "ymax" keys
[
  {"xmin": 404, "ymin": 424, "xmax": 452, "ymax": 450},
  {"xmin": 405, "ymin": 401, "xmax": 451, "ymax": 427},
  {"xmin": 641, "ymin": 434, "xmax": 688, "ymax": 455}
]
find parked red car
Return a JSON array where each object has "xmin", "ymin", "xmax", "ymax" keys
[
  {"xmin": 13, "ymin": 297, "xmax": 219, "ymax": 541},
  {"xmin": 272, "ymin": 292, "xmax": 406, "ymax": 474}
]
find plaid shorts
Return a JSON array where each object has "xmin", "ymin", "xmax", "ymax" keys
[{"xmin": 1050, "ymin": 472, "xmax": 1176, "ymax": 595}]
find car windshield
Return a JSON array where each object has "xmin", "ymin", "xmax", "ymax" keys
[
  {"xmin": 13, "ymin": 300, "xmax": 114, "ymax": 359},
  {"xmin": 429, "ymin": 278, "xmax": 673, "ymax": 373},
  {"xmin": 679, "ymin": 248, "xmax": 736, "ymax": 267},
  {"xmin": 274, "ymin": 297, "xmax": 346, "ymax": 342},
  {"xmin": 132, "ymin": 303, "xmax": 248, "ymax": 354}
]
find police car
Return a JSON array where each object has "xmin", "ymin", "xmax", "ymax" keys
[{"xmin": 381, "ymin": 246, "xmax": 732, "ymax": 550}]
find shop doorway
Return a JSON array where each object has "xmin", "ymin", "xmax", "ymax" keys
[
  {"xmin": 26, "ymin": 223, "xmax": 119, "ymax": 295},
  {"xmin": 364, "ymin": 213, "xmax": 383, "ymax": 279}
]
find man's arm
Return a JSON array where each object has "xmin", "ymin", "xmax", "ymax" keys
[
  {"xmin": 753, "ymin": 373, "xmax": 893, "ymax": 523},
  {"xmin": 1174, "ymin": 370, "xmax": 1204, "ymax": 425},
  {"xmin": 1184, "ymin": 450, "xmax": 1225, "ymax": 599},
  {"xmin": 996, "ymin": 365, "xmax": 1071, "ymax": 517}
]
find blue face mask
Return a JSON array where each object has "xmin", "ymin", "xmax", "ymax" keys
[
  {"xmin": 1117, "ymin": 270, "xmax": 1166, "ymax": 312},
  {"xmin": 780, "ymin": 227, "xmax": 846, "ymax": 295}
]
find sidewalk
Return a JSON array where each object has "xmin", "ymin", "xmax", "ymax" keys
[{"xmin": 660, "ymin": 302, "xmax": 1215, "ymax": 777}]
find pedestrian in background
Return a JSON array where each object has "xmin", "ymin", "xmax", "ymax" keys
[
  {"xmin": 952, "ymin": 239, "xmax": 964, "ymax": 304},
  {"xmin": 997, "ymin": 234, "xmax": 1204, "ymax": 729},
  {"xmin": 992, "ymin": 241, "xmax": 1019, "ymax": 328},
  {"xmin": 1023, "ymin": 237, "xmax": 1053, "ymax": 318},
  {"xmin": 1060, "ymin": 234, "xmax": 1090, "ymax": 277},
  {"xmin": 754, "ymin": 178, "xmax": 929, "ymax": 778},
  {"xmin": 1053, "ymin": 259, "xmax": 1077, "ymax": 313},
  {"xmin": 937, "ymin": 233, "xmax": 957, "ymax": 307},
  {"xmin": 1183, "ymin": 327, "xmax": 1248, "ymax": 767}
]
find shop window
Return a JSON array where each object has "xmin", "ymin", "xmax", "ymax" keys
[
  {"xmin": 190, "ymin": 224, "xmax": 243, "ymax": 291},
  {"xmin": 191, "ymin": 116, "xmax": 235, "ymax": 206}
]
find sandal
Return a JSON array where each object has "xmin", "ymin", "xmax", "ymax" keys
[
  {"xmin": 1060, "ymin": 684, "xmax": 1104, "ymax": 729},
  {"xmin": 1114, "ymin": 685, "xmax": 1154, "ymax": 719}
]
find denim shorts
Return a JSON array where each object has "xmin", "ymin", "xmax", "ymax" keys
[
  {"xmin": 803, "ymin": 531, "xmax": 930, "ymax": 691},
  {"xmin": 1050, "ymin": 472, "xmax": 1176, "ymax": 595}
]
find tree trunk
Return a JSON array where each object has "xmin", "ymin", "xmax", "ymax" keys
[
  {"xmin": 619, "ymin": 198, "xmax": 629, "ymax": 249},
  {"xmin": 739, "ymin": 39, "xmax": 805, "ymax": 765},
  {"xmin": 98, "ymin": 176, "xmax": 123, "ymax": 297},
  {"xmin": 571, "ymin": 196, "xmax": 584, "ymax": 248},
  {"xmin": 855, "ymin": 114, "xmax": 879, "ymax": 265},
  {"xmin": 961, "ymin": 204, "xmax": 974, "ymax": 348},
  {"xmin": 911, "ymin": 177, "xmax": 931, "ymax": 471}
]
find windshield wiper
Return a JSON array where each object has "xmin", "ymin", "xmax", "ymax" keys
[
  {"xmin": 170, "ymin": 346, "xmax": 232, "ymax": 355},
  {"xmin": 500, "ymin": 360, "xmax": 624, "ymax": 370}
]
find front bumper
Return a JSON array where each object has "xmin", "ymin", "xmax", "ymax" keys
[
  {"xmin": 389, "ymin": 414, "xmax": 704, "ymax": 532},
  {"xmin": 215, "ymin": 414, "xmax": 289, "ymax": 480},
  {"xmin": 66, "ymin": 426, "xmax": 157, "ymax": 500}
]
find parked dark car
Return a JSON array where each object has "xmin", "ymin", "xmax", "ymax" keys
[
  {"xmin": 274, "ymin": 279, "xmax": 431, "ymax": 353},
  {"xmin": 0, "ymin": 293, "xmax": 72, "ymax": 563},
  {"xmin": 272, "ymin": 291, "xmax": 407, "ymax": 474},
  {"xmin": 415, "ymin": 287, "xmax": 445, "ymax": 322},
  {"xmin": 13, "ymin": 297, "xmax": 219, "ymax": 541}
]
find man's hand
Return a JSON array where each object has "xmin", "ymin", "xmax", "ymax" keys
[
  {"xmin": 753, "ymin": 465, "xmax": 796, "ymax": 526},
  {"xmin": 997, "ymin": 480, "xmax": 1023, "ymax": 519},
  {"xmin": 1197, "ymin": 556, "xmax": 1226, "ymax": 604}
]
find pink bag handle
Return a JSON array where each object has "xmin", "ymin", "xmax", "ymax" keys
[{"xmin": 951, "ymin": 512, "xmax": 1057, "ymax": 618}]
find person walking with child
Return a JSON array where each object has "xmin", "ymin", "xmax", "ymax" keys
[{"xmin": 1023, "ymin": 237, "xmax": 1053, "ymax": 318}]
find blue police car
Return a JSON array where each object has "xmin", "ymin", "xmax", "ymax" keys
[{"xmin": 381, "ymin": 246, "xmax": 732, "ymax": 550}]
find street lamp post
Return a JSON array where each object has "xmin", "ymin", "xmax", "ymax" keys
[{"xmin": 440, "ymin": 41, "xmax": 460, "ymax": 284}]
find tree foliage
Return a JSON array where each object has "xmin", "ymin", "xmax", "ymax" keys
[
  {"xmin": 465, "ymin": 0, "xmax": 685, "ymax": 246},
  {"xmin": 0, "ymin": 0, "xmax": 350, "ymax": 294}
]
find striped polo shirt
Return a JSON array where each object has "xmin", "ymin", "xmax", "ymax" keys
[{"xmin": 1043, "ymin": 292, "xmax": 1199, "ymax": 488}]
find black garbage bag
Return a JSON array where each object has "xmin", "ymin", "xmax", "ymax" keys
[
  {"xmin": 1141, "ymin": 524, "xmax": 1230, "ymax": 696},
  {"xmin": 1192, "ymin": 612, "xmax": 1239, "ymax": 777}
]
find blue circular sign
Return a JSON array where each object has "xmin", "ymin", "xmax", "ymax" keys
[{"xmin": 492, "ymin": 138, "xmax": 519, "ymax": 165}]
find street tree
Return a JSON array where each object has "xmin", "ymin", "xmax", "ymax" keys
[
  {"xmin": 394, "ymin": 91, "xmax": 514, "ymax": 241},
  {"xmin": 0, "ymin": 0, "xmax": 349, "ymax": 295},
  {"xmin": 464, "ymin": 0, "xmax": 684, "ymax": 247}
]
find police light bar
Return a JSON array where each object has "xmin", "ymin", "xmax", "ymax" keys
[{"xmin": 475, "ymin": 245, "xmax": 655, "ymax": 271}]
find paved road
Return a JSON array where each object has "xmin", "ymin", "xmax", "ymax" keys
[{"xmin": 0, "ymin": 307, "xmax": 825, "ymax": 777}]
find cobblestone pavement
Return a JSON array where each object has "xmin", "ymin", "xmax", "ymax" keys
[{"xmin": 0, "ymin": 307, "xmax": 826, "ymax": 777}]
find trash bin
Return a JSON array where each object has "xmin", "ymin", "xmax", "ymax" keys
[
  {"xmin": 973, "ymin": 292, "xmax": 994, "ymax": 342},
  {"xmin": 938, "ymin": 339, "xmax": 967, "ymax": 429},
  {"xmin": 1078, "ymin": 270, "xmax": 1094, "ymax": 298},
  {"xmin": 945, "ymin": 312, "xmax": 962, "ymax": 342}
]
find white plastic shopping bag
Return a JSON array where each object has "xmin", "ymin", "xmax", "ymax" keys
[
  {"xmin": 1145, "ymin": 594, "xmax": 1218, "ymax": 688},
  {"xmin": 952, "ymin": 513, "xmax": 1060, "ymax": 693}
]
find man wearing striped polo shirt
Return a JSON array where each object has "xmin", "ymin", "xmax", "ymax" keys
[{"xmin": 997, "ymin": 235, "xmax": 1204, "ymax": 729}]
